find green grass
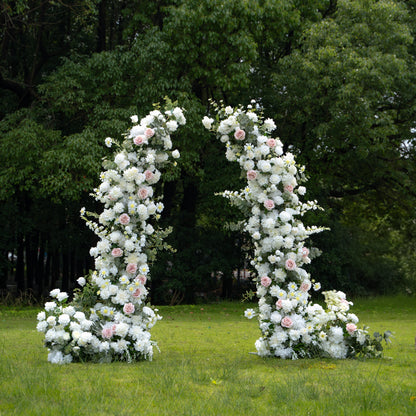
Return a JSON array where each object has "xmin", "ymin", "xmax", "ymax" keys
[{"xmin": 0, "ymin": 296, "xmax": 415, "ymax": 415}]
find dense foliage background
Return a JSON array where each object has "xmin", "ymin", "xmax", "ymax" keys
[{"xmin": 1, "ymin": 0, "xmax": 415, "ymax": 304}]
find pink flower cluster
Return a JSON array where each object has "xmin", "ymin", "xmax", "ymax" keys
[
  {"xmin": 119, "ymin": 213, "xmax": 130, "ymax": 225},
  {"xmin": 123, "ymin": 303, "xmax": 135, "ymax": 315},
  {"xmin": 102, "ymin": 325, "xmax": 116, "ymax": 339},
  {"xmin": 264, "ymin": 199, "xmax": 275, "ymax": 211},
  {"xmin": 234, "ymin": 129, "xmax": 245, "ymax": 140},
  {"xmin": 134, "ymin": 135, "xmax": 146, "ymax": 145}
]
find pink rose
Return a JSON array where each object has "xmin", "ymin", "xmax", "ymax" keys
[
  {"xmin": 285, "ymin": 259, "xmax": 296, "ymax": 271},
  {"xmin": 123, "ymin": 303, "xmax": 135, "ymax": 315},
  {"xmin": 132, "ymin": 288, "xmax": 141, "ymax": 298},
  {"xmin": 145, "ymin": 128, "xmax": 155, "ymax": 139},
  {"xmin": 144, "ymin": 170, "xmax": 154, "ymax": 181},
  {"xmin": 264, "ymin": 199, "xmax": 275, "ymax": 211},
  {"xmin": 102, "ymin": 326, "xmax": 114, "ymax": 339},
  {"xmin": 284, "ymin": 185, "xmax": 294, "ymax": 193},
  {"xmin": 301, "ymin": 247, "xmax": 310, "ymax": 257},
  {"xmin": 234, "ymin": 129, "xmax": 245, "ymax": 141},
  {"xmin": 111, "ymin": 248, "xmax": 123, "ymax": 257},
  {"xmin": 247, "ymin": 170, "xmax": 258, "ymax": 181},
  {"xmin": 119, "ymin": 213, "xmax": 130, "ymax": 225},
  {"xmin": 138, "ymin": 188, "xmax": 149, "ymax": 199},
  {"xmin": 346, "ymin": 323, "xmax": 357, "ymax": 334},
  {"xmin": 133, "ymin": 135, "xmax": 145, "ymax": 145},
  {"xmin": 300, "ymin": 281, "xmax": 311, "ymax": 292},
  {"xmin": 266, "ymin": 138, "xmax": 276, "ymax": 148},
  {"xmin": 135, "ymin": 274, "xmax": 147, "ymax": 285},
  {"xmin": 260, "ymin": 276, "xmax": 272, "ymax": 287},
  {"xmin": 126, "ymin": 263, "xmax": 137, "ymax": 274},
  {"xmin": 281, "ymin": 316, "xmax": 293, "ymax": 329},
  {"xmin": 276, "ymin": 299, "xmax": 283, "ymax": 309}
]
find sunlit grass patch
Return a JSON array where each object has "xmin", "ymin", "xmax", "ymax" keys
[{"xmin": 0, "ymin": 296, "xmax": 415, "ymax": 415}]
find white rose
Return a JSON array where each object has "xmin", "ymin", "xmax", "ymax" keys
[
  {"xmin": 269, "ymin": 174, "xmax": 281, "ymax": 184},
  {"xmin": 36, "ymin": 321, "xmax": 48, "ymax": 332},
  {"xmin": 145, "ymin": 224, "xmax": 154, "ymax": 235},
  {"xmin": 166, "ymin": 120, "xmax": 178, "ymax": 132},
  {"xmin": 252, "ymin": 231, "xmax": 261, "ymax": 240},
  {"xmin": 63, "ymin": 306, "xmax": 76, "ymax": 316},
  {"xmin": 74, "ymin": 311, "xmax": 86, "ymax": 322},
  {"xmin": 258, "ymin": 160, "xmax": 271, "ymax": 172},
  {"xmin": 57, "ymin": 292, "xmax": 68, "ymax": 302},
  {"xmin": 202, "ymin": 116, "xmax": 214, "ymax": 129},
  {"xmin": 298, "ymin": 186, "xmax": 306, "ymax": 195},
  {"xmin": 220, "ymin": 135, "xmax": 229, "ymax": 143},
  {"xmin": 173, "ymin": 107, "xmax": 186, "ymax": 124},
  {"xmin": 58, "ymin": 314, "xmax": 70, "ymax": 326},
  {"xmin": 45, "ymin": 301, "xmax": 57, "ymax": 312},
  {"xmin": 37, "ymin": 311, "xmax": 46, "ymax": 321},
  {"xmin": 46, "ymin": 316, "xmax": 56, "ymax": 326},
  {"xmin": 225, "ymin": 148, "xmax": 236, "ymax": 161},
  {"xmin": 279, "ymin": 211, "xmax": 292, "ymax": 222},
  {"xmin": 264, "ymin": 118, "xmax": 276, "ymax": 131},
  {"xmin": 50, "ymin": 289, "xmax": 60, "ymax": 298}
]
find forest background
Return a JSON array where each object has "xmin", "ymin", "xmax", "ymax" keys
[{"xmin": 1, "ymin": 0, "xmax": 416, "ymax": 305}]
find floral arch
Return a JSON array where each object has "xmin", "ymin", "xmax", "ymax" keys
[
  {"xmin": 37, "ymin": 99, "xmax": 388, "ymax": 364},
  {"xmin": 203, "ymin": 101, "xmax": 386, "ymax": 359},
  {"xmin": 37, "ymin": 103, "xmax": 185, "ymax": 364}
]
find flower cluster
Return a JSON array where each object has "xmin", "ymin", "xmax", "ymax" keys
[
  {"xmin": 37, "ymin": 104, "xmax": 186, "ymax": 364},
  {"xmin": 204, "ymin": 101, "xmax": 386, "ymax": 359}
]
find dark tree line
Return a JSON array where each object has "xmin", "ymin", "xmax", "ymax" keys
[{"xmin": 1, "ymin": 0, "xmax": 416, "ymax": 303}]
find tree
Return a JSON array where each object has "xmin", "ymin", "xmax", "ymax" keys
[
  {"xmin": 2, "ymin": 0, "xmax": 416, "ymax": 299},
  {"xmin": 265, "ymin": 0, "xmax": 416, "ymax": 293}
]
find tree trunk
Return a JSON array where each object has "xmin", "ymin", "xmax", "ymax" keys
[
  {"xmin": 222, "ymin": 273, "xmax": 233, "ymax": 299},
  {"xmin": 25, "ymin": 231, "xmax": 38, "ymax": 292},
  {"xmin": 179, "ymin": 180, "xmax": 198, "ymax": 228},
  {"xmin": 97, "ymin": 0, "xmax": 107, "ymax": 52},
  {"xmin": 0, "ymin": 251, "xmax": 9, "ymax": 291},
  {"xmin": 70, "ymin": 249, "xmax": 76, "ymax": 291},
  {"xmin": 44, "ymin": 239, "xmax": 52, "ymax": 295},
  {"xmin": 51, "ymin": 248, "xmax": 60, "ymax": 289},
  {"xmin": 62, "ymin": 248, "xmax": 69, "ymax": 292},
  {"xmin": 36, "ymin": 233, "xmax": 46, "ymax": 296},
  {"xmin": 15, "ymin": 233, "xmax": 25, "ymax": 291},
  {"xmin": 162, "ymin": 181, "xmax": 177, "ymax": 219}
]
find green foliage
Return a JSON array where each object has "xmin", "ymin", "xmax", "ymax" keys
[
  {"xmin": 72, "ymin": 274, "xmax": 99, "ymax": 313},
  {"xmin": 145, "ymin": 226, "xmax": 176, "ymax": 264},
  {"xmin": 1, "ymin": 0, "xmax": 416, "ymax": 297},
  {"xmin": 272, "ymin": 0, "xmax": 416, "ymax": 212},
  {"xmin": 0, "ymin": 110, "xmax": 60, "ymax": 199}
]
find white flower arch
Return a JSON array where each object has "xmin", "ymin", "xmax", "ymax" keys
[
  {"xmin": 204, "ymin": 101, "xmax": 382, "ymax": 359},
  {"xmin": 37, "ymin": 103, "xmax": 186, "ymax": 364}
]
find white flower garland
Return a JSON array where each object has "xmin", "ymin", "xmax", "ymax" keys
[
  {"xmin": 37, "ymin": 104, "xmax": 186, "ymax": 364},
  {"xmin": 204, "ymin": 101, "xmax": 382, "ymax": 359}
]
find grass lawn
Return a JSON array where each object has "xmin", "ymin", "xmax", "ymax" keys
[{"xmin": 0, "ymin": 295, "xmax": 415, "ymax": 415}]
